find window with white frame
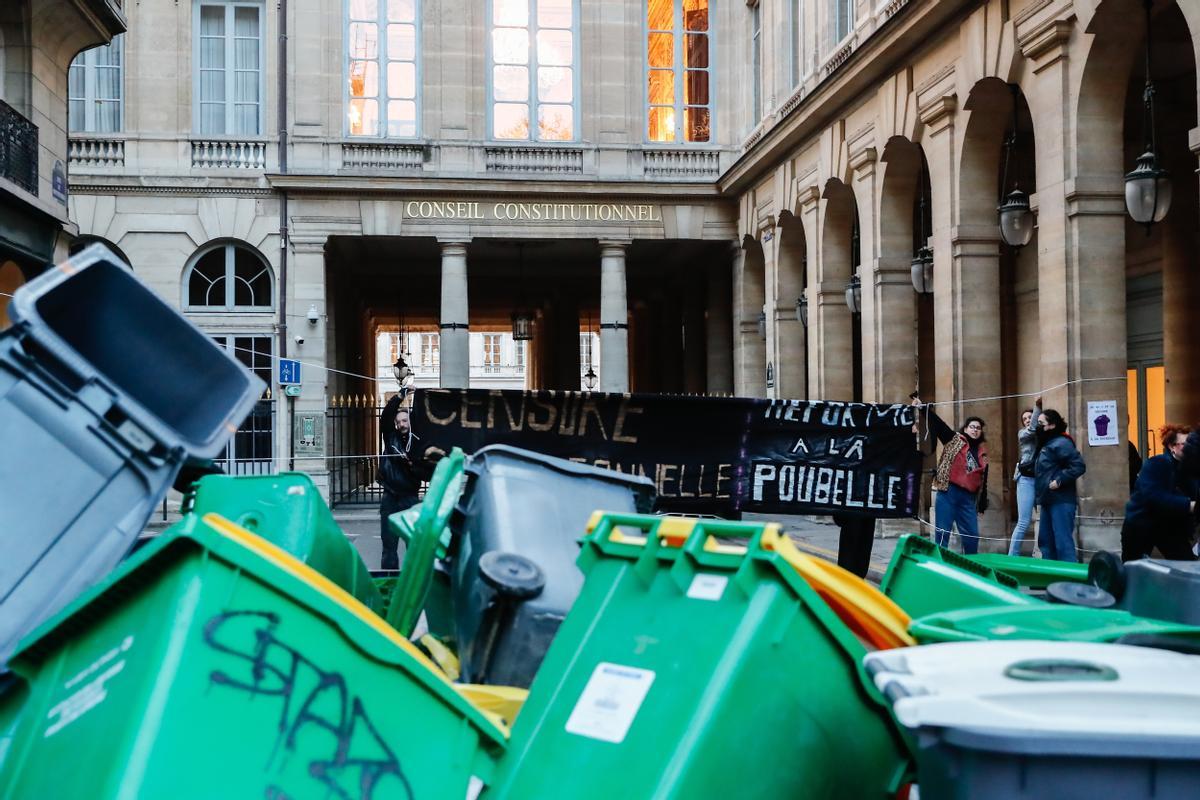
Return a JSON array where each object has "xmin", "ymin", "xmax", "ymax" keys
[
  {"xmin": 513, "ymin": 338, "xmax": 526, "ymax": 370},
  {"xmin": 646, "ymin": 0, "xmax": 710, "ymax": 143},
  {"xmin": 483, "ymin": 333, "xmax": 502, "ymax": 373},
  {"xmin": 186, "ymin": 242, "xmax": 273, "ymax": 310},
  {"xmin": 346, "ymin": 0, "xmax": 419, "ymax": 138},
  {"xmin": 490, "ymin": 0, "xmax": 577, "ymax": 141},
  {"xmin": 420, "ymin": 333, "xmax": 440, "ymax": 369},
  {"xmin": 751, "ymin": 4, "xmax": 761, "ymax": 122},
  {"xmin": 828, "ymin": 0, "xmax": 852, "ymax": 50},
  {"xmin": 196, "ymin": 1, "xmax": 263, "ymax": 136},
  {"xmin": 578, "ymin": 332, "xmax": 593, "ymax": 371},
  {"xmin": 69, "ymin": 34, "xmax": 124, "ymax": 133},
  {"xmin": 212, "ymin": 334, "xmax": 275, "ymax": 475}
]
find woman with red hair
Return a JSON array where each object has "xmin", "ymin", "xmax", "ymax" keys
[{"xmin": 1121, "ymin": 423, "xmax": 1198, "ymax": 561}]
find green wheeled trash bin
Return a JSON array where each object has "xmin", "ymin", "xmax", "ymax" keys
[
  {"xmin": 0, "ymin": 512, "xmax": 507, "ymax": 800},
  {"xmin": 183, "ymin": 471, "xmax": 384, "ymax": 614},
  {"xmin": 485, "ymin": 513, "xmax": 912, "ymax": 799},
  {"xmin": 880, "ymin": 535, "xmax": 1037, "ymax": 619},
  {"xmin": 909, "ymin": 604, "xmax": 1200, "ymax": 645}
]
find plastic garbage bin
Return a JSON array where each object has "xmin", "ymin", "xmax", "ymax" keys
[
  {"xmin": 879, "ymin": 536, "xmax": 1037, "ymax": 619},
  {"xmin": 184, "ymin": 472, "xmax": 383, "ymax": 614},
  {"xmin": 909, "ymin": 604, "xmax": 1200, "ymax": 645},
  {"xmin": 966, "ymin": 553, "xmax": 1090, "ymax": 590},
  {"xmin": 0, "ymin": 512, "xmax": 508, "ymax": 800},
  {"xmin": 486, "ymin": 513, "xmax": 911, "ymax": 800},
  {"xmin": 865, "ymin": 641, "xmax": 1200, "ymax": 800},
  {"xmin": 0, "ymin": 245, "xmax": 263, "ymax": 665},
  {"xmin": 1117, "ymin": 559, "xmax": 1200, "ymax": 625},
  {"xmin": 450, "ymin": 445, "xmax": 656, "ymax": 688}
]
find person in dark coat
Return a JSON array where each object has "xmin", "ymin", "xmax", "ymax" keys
[
  {"xmin": 377, "ymin": 398, "xmax": 434, "ymax": 570},
  {"xmin": 1121, "ymin": 424, "xmax": 1198, "ymax": 562},
  {"xmin": 1034, "ymin": 409, "xmax": 1086, "ymax": 562}
]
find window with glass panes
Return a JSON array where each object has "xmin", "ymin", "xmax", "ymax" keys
[
  {"xmin": 212, "ymin": 335, "xmax": 274, "ymax": 475},
  {"xmin": 69, "ymin": 35, "xmax": 124, "ymax": 133},
  {"xmin": 490, "ymin": 0, "xmax": 577, "ymax": 141},
  {"xmin": 346, "ymin": 0, "xmax": 419, "ymax": 137},
  {"xmin": 579, "ymin": 332, "xmax": 593, "ymax": 371},
  {"xmin": 196, "ymin": 1, "xmax": 263, "ymax": 135},
  {"xmin": 186, "ymin": 243, "xmax": 273, "ymax": 311},
  {"xmin": 420, "ymin": 333, "xmax": 440, "ymax": 368},
  {"xmin": 513, "ymin": 339, "xmax": 526, "ymax": 370},
  {"xmin": 829, "ymin": 0, "xmax": 852, "ymax": 48},
  {"xmin": 483, "ymin": 334, "xmax": 502, "ymax": 372},
  {"xmin": 646, "ymin": 0, "xmax": 710, "ymax": 143}
]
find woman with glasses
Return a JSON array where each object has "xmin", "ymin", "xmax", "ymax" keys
[
  {"xmin": 1034, "ymin": 409, "xmax": 1087, "ymax": 562},
  {"xmin": 913, "ymin": 398, "xmax": 990, "ymax": 554},
  {"xmin": 1121, "ymin": 424, "xmax": 1197, "ymax": 561}
]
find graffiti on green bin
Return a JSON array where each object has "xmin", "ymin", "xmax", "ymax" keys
[{"xmin": 203, "ymin": 610, "xmax": 414, "ymax": 800}]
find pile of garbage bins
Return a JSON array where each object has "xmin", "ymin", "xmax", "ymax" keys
[{"xmin": 2, "ymin": 247, "xmax": 1198, "ymax": 799}]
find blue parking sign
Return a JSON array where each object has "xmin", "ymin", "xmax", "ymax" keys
[{"xmin": 278, "ymin": 358, "xmax": 301, "ymax": 385}]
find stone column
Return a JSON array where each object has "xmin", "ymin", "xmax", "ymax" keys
[
  {"xmin": 1022, "ymin": 17, "xmax": 1127, "ymax": 552},
  {"xmin": 798, "ymin": 184, "xmax": 821, "ymax": 399},
  {"xmin": 438, "ymin": 241, "xmax": 470, "ymax": 388},
  {"xmin": 706, "ymin": 259, "xmax": 734, "ymax": 394},
  {"xmin": 1162, "ymin": 128, "xmax": 1200, "ymax": 421},
  {"xmin": 289, "ymin": 239, "xmax": 331, "ymax": 494},
  {"xmin": 599, "ymin": 240, "xmax": 630, "ymax": 393},
  {"xmin": 811, "ymin": 199, "xmax": 854, "ymax": 402}
]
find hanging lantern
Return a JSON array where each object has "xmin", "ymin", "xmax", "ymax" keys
[
  {"xmin": 844, "ymin": 274, "xmax": 862, "ymax": 315},
  {"xmin": 392, "ymin": 356, "xmax": 414, "ymax": 388},
  {"xmin": 583, "ymin": 365, "xmax": 597, "ymax": 390},
  {"xmin": 997, "ymin": 189, "xmax": 1034, "ymax": 249},
  {"xmin": 1125, "ymin": 150, "xmax": 1172, "ymax": 227},
  {"xmin": 910, "ymin": 247, "xmax": 934, "ymax": 295},
  {"xmin": 511, "ymin": 309, "xmax": 534, "ymax": 341},
  {"xmin": 795, "ymin": 290, "xmax": 808, "ymax": 327}
]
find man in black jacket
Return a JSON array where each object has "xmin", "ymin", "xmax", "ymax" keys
[{"xmin": 378, "ymin": 401, "xmax": 433, "ymax": 570}]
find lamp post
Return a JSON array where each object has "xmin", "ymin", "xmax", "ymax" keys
[
  {"xmin": 911, "ymin": 169, "xmax": 935, "ymax": 294},
  {"xmin": 1125, "ymin": 0, "xmax": 1172, "ymax": 230},
  {"xmin": 795, "ymin": 289, "xmax": 808, "ymax": 327},
  {"xmin": 998, "ymin": 84, "xmax": 1034, "ymax": 249},
  {"xmin": 511, "ymin": 243, "xmax": 534, "ymax": 340}
]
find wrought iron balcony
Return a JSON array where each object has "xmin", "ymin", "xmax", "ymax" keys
[{"xmin": 0, "ymin": 100, "xmax": 38, "ymax": 196}]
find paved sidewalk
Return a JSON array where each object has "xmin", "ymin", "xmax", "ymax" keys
[{"xmin": 148, "ymin": 504, "xmax": 913, "ymax": 583}]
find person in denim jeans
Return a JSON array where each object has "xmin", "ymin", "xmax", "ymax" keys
[
  {"xmin": 914, "ymin": 398, "xmax": 989, "ymax": 554},
  {"xmin": 1034, "ymin": 409, "xmax": 1087, "ymax": 562},
  {"xmin": 1008, "ymin": 399, "xmax": 1042, "ymax": 556}
]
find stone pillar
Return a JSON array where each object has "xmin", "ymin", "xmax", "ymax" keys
[
  {"xmin": 1023, "ymin": 18, "xmax": 1127, "ymax": 552},
  {"xmin": 289, "ymin": 240, "xmax": 331, "ymax": 494},
  {"xmin": 1162, "ymin": 129, "xmax": 1200, "ymax": 422},
  {"xmin": 706, "ymin": 259, "xmax": 734, "ymax": 394},
  {"xmin": 734, "ymin": 238, "xmax": 768, "ymax": 398},
  {"xmin": 774, "ymin": 219, "xmax": 807, "ymax": 400},
  {"xmin": 798, "ymin": 185, "xmax": 821, "ymax": 399},
  {"xmin": 812, "ymin": 197, "xmax": 854, "ymax": 402},
  {"xmin": 599, "ymin": 240, "xmax": 630, "ymax": 393},
  {"xmin": 438, "ymin": 241, "xmax": 470, "ymax": 389}
]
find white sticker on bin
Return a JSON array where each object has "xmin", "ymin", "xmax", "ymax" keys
[
  {"xmin": 564, "ymin": 662, "xmax": 656, "ymax": 744},
  {"xmin": 686, "ymin": 573, "xmax": 728, "ymax": 601}
]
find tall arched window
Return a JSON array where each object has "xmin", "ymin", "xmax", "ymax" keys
[{"xmin": 185, "ymin": 242, "xmax": 273, "ymax": 310}]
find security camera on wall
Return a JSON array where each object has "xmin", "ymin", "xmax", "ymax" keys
[{"xmin": 294, "ymin": 335, "xmax": 305, "ymax": 346}]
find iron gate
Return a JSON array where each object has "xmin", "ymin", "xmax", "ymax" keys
[{"xmin": 327, "ymin": 397, "xmax": 385, "ymax": 507}]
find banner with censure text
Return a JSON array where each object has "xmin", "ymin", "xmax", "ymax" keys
[{"xmin": 410, "ymin": 388, "xmax": 923, "ymax": 518}]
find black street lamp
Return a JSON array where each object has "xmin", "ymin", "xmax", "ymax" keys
[
  {"xmin": 845, "ymin": 274, "xmax": 862, "ymax": 315},
  {"xmin": 911, "ymin": 168, "xmax": 934, "ymax": 294},
  {"xmin": 392, "ymin": 355, "xmax": 413, "ymax": 389},
  {"xmin": 998, "ymin": 84, "xmax": 1034, "ymax": 248},
  {"xmin": 1125, "ymin": 0, "xmax": 1172, "ymax": 230},
  {"xmin": 795, "ymin": 289, "xmax": 808, "ymax": 327}
]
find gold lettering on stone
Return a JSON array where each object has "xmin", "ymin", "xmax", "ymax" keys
[{"xmin": 404, "ymin": 201, "xmax": 662, "ymax": 223}]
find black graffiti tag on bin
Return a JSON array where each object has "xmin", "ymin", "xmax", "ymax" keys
[{"xmin": 203, "ymin": 610, "xmax": 414, "ymax": 800}]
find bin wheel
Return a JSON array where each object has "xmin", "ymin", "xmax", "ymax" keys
[
  {"xmin": 1045, "ymin": 580, "xmax": 1115, "ymax": 608},
  {"xmin": 479, "ymin": 551, "xmax": 546, "ymax": 600},
  {"xmin": 1088, "ymin": 551, "xmax": 1126, "ymax": 600}
]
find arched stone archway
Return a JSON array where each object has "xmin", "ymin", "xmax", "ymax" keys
[
  {"xmin": 735, "ymin": 235, "xmax": 767, "ymax": 396},
  {"xmin": 775, "ymin": 210, "xmax": 807, "ymax": 398},
  {"xmin": 1072, "ymin": 0, "xmax": 1198, "ymax": 549},
  {"xmin": 817, "ymin": 179, "xmax": 858, "ymax": 401}
]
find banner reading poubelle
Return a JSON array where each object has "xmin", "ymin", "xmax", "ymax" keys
[{"xmin": 409, "ymin": 389, "xmax": 923, "ymax": 518}]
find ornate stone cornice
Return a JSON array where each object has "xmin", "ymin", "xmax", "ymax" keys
[
  {"xmin": 918, "ymin": 95, "xmax": 957, "ymax": 135},
  {"xmin": 848, "ymin": 146, "xmax": 878, "ymax": 176},
  {"xmin": 69, "ymin": 183, "xmax": 273, "ymax": 197},
  {"xmin": 1017, "ymin": 14, "xmax": 1075, "ymax": 71}
]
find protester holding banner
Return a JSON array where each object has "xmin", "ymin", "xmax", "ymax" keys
[
  {"xmin": 914, "ymin": 399, "xmax": 989, "ymax": 555},
  {"xmin": 377, "ymin": 397, "xmax": 435, "ymax": 570},
  {"xmin": 1033, "ymin": 409, "xmax": 1086, "ymax": 563}
]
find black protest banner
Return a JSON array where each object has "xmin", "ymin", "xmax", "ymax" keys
[{"xmin": 410, "ymin": 388, "xmax": 922, "ymax": 518}]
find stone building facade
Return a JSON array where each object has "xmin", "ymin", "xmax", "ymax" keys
[
  {"xmin": 729, "ymin": 0, "xmax": 1199, "ymax": 552},
  {"xmin": 55, "ymin": 0, "xmax": 1199, "ymax": 550},
  {"xmin": 0, "ymin": 0, "xmax": 126, "ymax": 322}
]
